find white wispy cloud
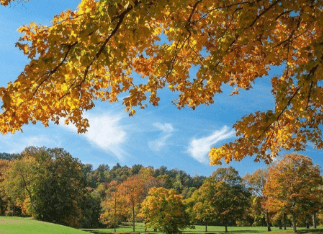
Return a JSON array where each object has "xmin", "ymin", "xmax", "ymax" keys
[
  {"xmin": 61, "ymin": 112, "xmax": 128, "ymax": 161},
  {"xmin": 187, "ymin": 126, "xmax": 235, "ymax": 163},
  {"xmin": 149, "ymin": 122, "xmax": 174, "ymax": 151}
]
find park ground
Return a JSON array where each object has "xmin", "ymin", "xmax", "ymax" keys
[
  {"xmin": 84, "ymin": 222, "xmax": 323, "ymax": 234},
  {"xmin": 0, "ymin": 217, "xmax": 322, "ymax": 234}
]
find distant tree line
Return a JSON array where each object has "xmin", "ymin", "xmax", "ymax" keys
[{"xmin": 0, "ymin": 147, "xmax": 322, "ymax": 233}]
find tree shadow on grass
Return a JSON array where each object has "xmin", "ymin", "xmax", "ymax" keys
[
  {"xmin": 296, "ymin": 229, "xmax": 323, "ymax": 234},
  {"xmin": 82, "ymin": 231, "xmax": 156, "ymax": 234},
  {"xmin": 82, "ymin": 232, "xmax": 261, "ymax": 234},
  {"xmin": 183, "ymin": 231, "xmax": 262, "ymax": 234},
  {"xmin": 224, "ymin": 231, "xmax": 262, "ymax": 233},
  {"xmin": 81, "ymin": 229, "xmax": 323, "ymax": 234},
  {"xmin": 82, "ymin": 230, "xmax": 109, "ymax": 234},
  {"xmin": 83, "ymin": 231, "xmax": 262, "ymax": 234}
]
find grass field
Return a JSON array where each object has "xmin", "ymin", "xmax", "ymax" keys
[
  {"xmin": 83, "ymin": 223, "xmax": 323, "ymax": 234},
  {"xmin": 0, "ymin": 217, "xmax": 322, "ymax": 234},
  {"xmin": 0, "ymin": 216, "xmax": 86, "ymax": 234}
]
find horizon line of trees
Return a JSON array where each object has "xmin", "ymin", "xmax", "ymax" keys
[{"xmin": 0, "ymin": 147, "xmax": 322, "ymax": 233}]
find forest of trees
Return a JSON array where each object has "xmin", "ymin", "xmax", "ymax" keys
[{"xmin": 0, "ymin": 147, "xmax": 322, "ymax": 233}]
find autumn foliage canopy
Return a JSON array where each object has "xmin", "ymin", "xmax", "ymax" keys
[{"xmin": 0, "ymin": 0, "xmax": 322, "ymax": 165}]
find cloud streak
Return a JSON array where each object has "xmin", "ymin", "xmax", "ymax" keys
[
  {"xmin": 61, "ymin": 112, "xmax": 128, "ymax": 161},
  {"xmin": 187, "ymin": 126, "xmax": 235, "ymax": 163},
  {"xmin": 149, "ymin": 122, "xmax": 174, "ymax": 151}
]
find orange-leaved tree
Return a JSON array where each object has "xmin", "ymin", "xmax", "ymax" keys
[
  {"xmin": 139, "ymin": 187, "xmax": 188, "ymax": 234},
  {"xmin": 117, "ymin": 174, "xmax": 160, "ymax": 232},
  {"xmin": 1, "ymin": 0, "xmax": 323, "ymax": 165},
  {"xmin": 263, "ymin": 153, "xmax": 323, "ymax": 233}
]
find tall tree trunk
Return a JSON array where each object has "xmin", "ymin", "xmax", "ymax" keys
[
  {"xmin": 267, "ymin": 211, "xmax": 271, "ymax": 232},
  {"xmin": 306, "ymin": 216, "xmax": 309, "ymax": 229},
  {"xmin": 132, "ymin": 204, "xmax": 135, "ymax": 232},
  {"xmin": 292, "ymin": 211, "xmax": 296, "ymax": 233},
  {"xmin": 205, "ymin": 221, "xmax": 208, "ymax": 232},
  {"xmin": 284, "ymin": 213, "xmax": 287, "ymax": 230},
  {"xmin": 313, "ymin": 212, "xmax": 317, "ymax": 229},
  {"xmin": 225, "ymin": 219, "xmax": 228, "ymax": 232}
]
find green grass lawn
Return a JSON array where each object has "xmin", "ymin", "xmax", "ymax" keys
[
  {"xmin": 0, "ymin": 216, "xmax": 86, "ymax": 234},
  {"xmin": 0, "ymin": 217, "xmax": 322, "ymax": 234},
  {"xmin": 83, "ymin": 223, "xmax": 323, "ymax": 234}
]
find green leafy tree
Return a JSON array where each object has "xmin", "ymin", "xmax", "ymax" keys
[
  {"xmin": 185, "ymin": 185, "xmax": 215, "ymax": 232},
  {"xmin": 4, "ymin": 153, "xmax": 40, "ymax": 216},
  {"xmin": 0, "ymin": 159, "xmax": 10, "ymax": 215},
  {"xmin": 208, "ymin": 167, "xmax": 251, "ymax": 232},
  {"xmin": 79, "ymin": 188, "xmax": 101, "ymax": 228},
  {"xmin": 4, "ymin": 147, "xmax": 85, "ymax": 227}
]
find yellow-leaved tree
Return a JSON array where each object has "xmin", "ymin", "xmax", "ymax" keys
[
  {"xmin": 100, "ymin": 180, "xmax": 125, "ymax": 232},
  {"xmin": 1, "ymin": 0, "xmax": 323, "ymax": 164},
  {"xmin": 139, "ymin": 187, "xmax": 188, "ymax": 234}
]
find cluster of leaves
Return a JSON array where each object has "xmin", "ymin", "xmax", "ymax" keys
[{"xmin": 1, "ymin": 0, "xmax": 323, "ymax": 167}]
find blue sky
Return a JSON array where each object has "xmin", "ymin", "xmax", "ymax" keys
[{"xmin": 0, "ymin": 0, "xmax": 322, "ymax": 176}]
